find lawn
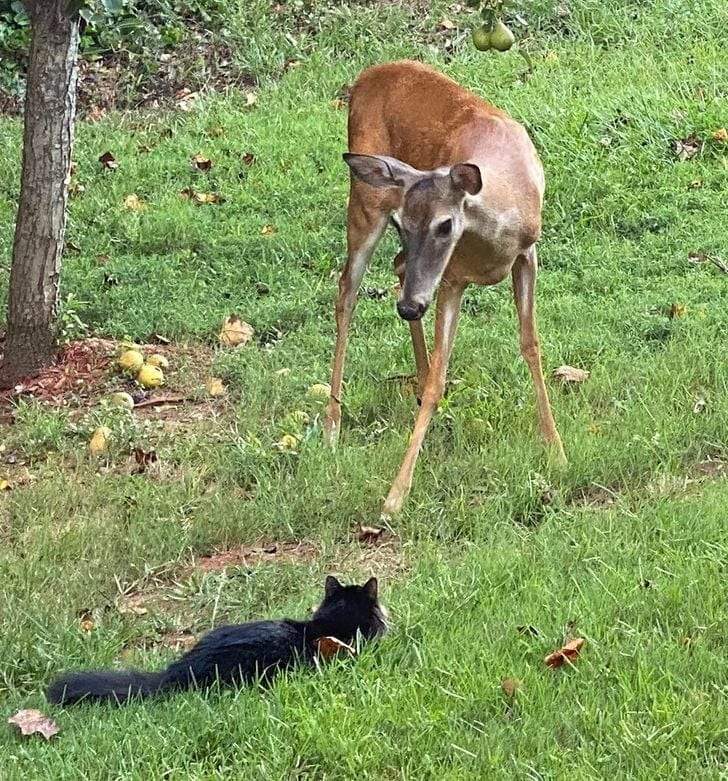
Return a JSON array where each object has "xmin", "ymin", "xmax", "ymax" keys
[{"xmin": 1, "ymin": 1, "xmax": 728, "ymax": 777}]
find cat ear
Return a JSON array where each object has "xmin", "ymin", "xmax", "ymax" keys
[
  {"xmin": 363, "ymin": 577, "xmax": 378, "ymax": 599},
  {"xmin": 324, "ymin": 575, "xmax": 342, "ymax": 597}
]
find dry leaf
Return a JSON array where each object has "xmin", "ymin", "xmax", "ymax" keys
[
  {"xmin": 501, "ymin": 678, "xmax": 521, "ymax": 699},
  {"xmin": 672, "ymin": 135, "xmax": 702, "ymax": 161},
  {"xmin": 315, "ymin": 635, "xmax": 356, "ymax": 660},
  {"xmin": 79, "ymin": 616, "xmax": 95, "ymax": 633},
  {"xmin": 668, "ymin": 302, "xmax": 686, "ymax": 319},
  {"xmin": 330, "ymin": 98, "xmax": 347, "ymax": 110},
  {"xmin": 693, "ymin": 396, "xmax": 707, "ymax": 414},
  {"xmin": 205, "ymin": 377, "xmax": 226, "ymax": 397},
  {"xmin": 711, "ymin": 128, "xmax": 728, "ymax": 143},
  {"xmin": 87, "ymin": 105, "xmax": 105, "ymax": 122},
  {"xmin": 133, "ymin": 448, "xmax": 158, "ymax": 474},
  {"xmin": 8, "ymin": 710, "xmax": 59, "ymax": 741},
  {"xmin": 0, "ymin": 478, "xmax": 10, "ymax": 492},
  {"xmin": 260, "ymin": 224, "xmax": 276, "ymax": 236},
  {"xmin": 358, "ymin": 525, "xmax": 384, "ymax": 544},
  {"xmin": 438, "ymin": 17, "xmax": 456, "ymax": 30},
  {"xmin": 553, "ymin": 365, "xmax": 590, "ymax": 383},
  {"xmin": 123, "ymin": 194, "xmax": 146, "ymax": 211},
  {"xmin": 245, "ymin": 92, "xmax": 258, "ymax": 107},
  {"xmin": 545, "ymin": 637, "xmax": 586, "ymax": 669},
  {"xmin": 191, "ymin": 153, "xmax": 213, "ymax": 171},
  {"xmin": 219, "ymin": 315, "xmax": 254, "ymax": 347},
  {"xmin": 242, "ymin": 152, "xmax": 256, "ymax": 165},
  {"xmin": 99, "ymin": 151, "xmax": 118, "ymax": 170}
]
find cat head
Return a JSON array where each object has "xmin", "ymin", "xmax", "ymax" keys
[{"xmin": 311, "ymin": 575, "xmax": 388, "ymax": 643}]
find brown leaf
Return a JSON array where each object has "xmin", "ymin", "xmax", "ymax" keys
[
  {"xmin": 98, "ymin": 151, "xmax": 118, "ymax": 170},
  {"xmin": 191, "ymin": 153, "xmax": 213, "ymax": 172},
  {"xmin": 553, "ymin": 365, "xmax": 590, "ymax": 383},
  {"xmin": 242, "ymin": 152, "xmax": 256, "ymax": 166},
  {"xmin": 315, "ymin": 635, "xmax": 356, "ymax": 660},
  {"xmin": 330, "ymin": 98, "xmax": 347, "ymax": 111},
  {"xmin": 8, "ymin": 709, "xmax": 60, "ymax": 740},
  {"xmin": 133, "ymin": 448, "xmax": 158, "ymax": 474},
  {"xmin": 358, "ymin": 525, "xmax": 384, "ymax": 544},
  {"xmin": 260, "ymin": 224, "xmax": 276, "ymax": 236},
  {"xmin": 438, "ymin": 17, "xmax": 456, "ymax": 30},
  {"xmin": 668, "ymin": 302, "xmax": 686, "ymax": 319},
  {"xmin": 87, "ymin": 105, "xmax": 106, "ymax": 122},
  {"xmin": 672, "ymin": 135, "xmax": 702, "ymax": 161},
  {"xmin": 501, "ymin": 678, "xmax": 521, "ymax": 699},
  {"xmin": 711, "ymin": 128, "xmax": 728, "ymax": 143},
  {"xmin": 180, "ymin": 188, "xmax": 224, "ymax": 205},
  {"xmin": 219, "ymin": 315, "xmax": 254, "ymax": 347},
  {"xmin": 545, "ymin": 637, "xmax": 586, "ymax": 669}
]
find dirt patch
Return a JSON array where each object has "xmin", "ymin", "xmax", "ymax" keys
[
  {"xmin": 197, "ymin": 541, "xmax": 319, "ymax": 572},
  {"xmin": 693, "ymin": 458, "xmax": 727, "ymax": 479}
]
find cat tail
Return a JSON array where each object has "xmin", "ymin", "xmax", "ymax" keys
[{"xmin": 46, "ymin": 669, "xmax": 167, "ymax": 706}]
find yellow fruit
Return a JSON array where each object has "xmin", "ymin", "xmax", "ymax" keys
[
  {"xmin": 219, "ymin": 315, "xmax": 254, "ymax": 347},
  {"xmin": 118, "ymin": 349, "xmax": 144, "ymax": 374},
  {"xmin": 205, "ymin": 377, "xmax": 226, "ymax": 397},
  {"xmin": 89, "ymin": 426, "xmax": 112, "ymax": 456},
  {"xmin": 146, "ymin": 354, "xmax": 169, "ymax": 369},
  {"xmin": 472, "ymin": 25, "xmax": 492, "ymax": 51},
  {"xmin": 277, "ymin": 434, "xmax": 300, "ymax": 452},
  {"xmin": 108, "ymin": 392, "xmax": 135, "ymax": 410},
  {"xmin": 490, "ymin": 20, "xmax": 515, "ymax": 51},
  {"xmin": 306, "ymin": 383, "xmax": 331, "ymax": 401},
  {"xmin": 137, "ymin": 364, "xmax": 164, "ymax": 389}
]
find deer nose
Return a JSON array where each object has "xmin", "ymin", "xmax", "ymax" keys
[{"xmin": 397, "ymin": 300, "xmax": 427, "ymax": 321}]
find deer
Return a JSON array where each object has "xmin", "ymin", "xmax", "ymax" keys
[{"xmin": 323, "ymin": 60, "xmax": 566, "ymax": 517}]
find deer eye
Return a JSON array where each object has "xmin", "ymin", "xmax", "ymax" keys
[{"xmin": 435, "ymin": 218, "xmax": 453, "ymax": 237}]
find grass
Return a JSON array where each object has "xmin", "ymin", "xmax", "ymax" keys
[{"xmin": 2, "ymin": 0, "xmax": 728, "ymax": 777}]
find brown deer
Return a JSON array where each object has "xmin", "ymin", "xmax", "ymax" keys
[{"xmin": 323, "ymin": 60, "xmax": 566, "ymax": 517}]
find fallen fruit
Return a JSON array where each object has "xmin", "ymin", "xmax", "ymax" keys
[
  {"xmin": 205, "ymin": 377, "xmax": 226, "ymax": 397},
  {"xmin": 490, "ymin": 20, "xmax": 516, "ymax": 51},
  {"xmin": 137, "ymin": 364, "xmax": 164, "ymax": 389},
  {"xmin": 219, "ymin": 315, "xmax": 254, "ymax": 347},
  {"xmin": 315, "ymin": 635, "xmax": 356, "ymax": 660},
  {"xmin": 472, "ymin": 24, "xmax": 492, "ymax": 51},
  {"xmin": 8, "ymin": 709, "xmax": 59, "ymax": 740},
  {"xmin": 118, "ymin": 349, "xmax": 144, "ymax": 374},
  {"xmin": 277, "ymin": 434, "xmax": 300, "ymax": 452},
  {"xmin": 108, "ymin": 392, "xmax": 135, "ymax": 411},
  {"xmin": 553, "ymin": 365, "xmax": 590, "ymax": 383},
  {"xmin": 89, "ymin": 426, "xmax": 112, "ymax": 456},
  {"xmin": 146, "ymin": 354, "xmax": 169, "ymax": 369},
  {"xmin": 307, "ymin": 383, "xmax": 331, "ymax": 401}
]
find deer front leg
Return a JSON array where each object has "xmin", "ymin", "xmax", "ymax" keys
[
  {"xmin": 323, "ymin": 201, "xmax": 388, "ymax": 448},
  {"xmin": 395, "ymin": 251, "xmax": 429, "ymax": 401},
  {"xmin": 381, "ymin": 281, "xmax": 464, "ymax": 517},
  {"xmin": 512, "ymin": 248, "xmax": 566, "ymax": 465}
]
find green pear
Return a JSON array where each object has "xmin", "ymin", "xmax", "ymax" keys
[
  {"xmin": 472, "ymin": 24, "xmax": 493, "ymax": 51},
  {"xmin": 490, "ymin": 20, "xmax": 516, "ymax": 51}
]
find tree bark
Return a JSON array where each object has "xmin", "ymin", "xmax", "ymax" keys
[{"xmin": 0, "ymin": 1, "xmax": 79, "ymax": 389}]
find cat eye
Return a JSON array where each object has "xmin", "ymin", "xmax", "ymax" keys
[{"xmin": 435, "ymin": 218, "xmax": 453, "ymax": 237}]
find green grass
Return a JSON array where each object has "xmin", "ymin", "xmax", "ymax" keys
[{"xmin": 2, "ymin": 1, "xmax": 728, "ymax": 777}]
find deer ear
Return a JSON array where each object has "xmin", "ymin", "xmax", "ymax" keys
[
  {"xmin": 450, "ymin": 163, "xmax": 483, "ymax": 195},
  {"xmin": 362, "ymin": 577, "xmax": 378, "ymax": 599},
  {"xmin": 324, "ymin": 575, "xmax": 342, "ymax": 597},
  {"xmin": 343, "ymin": 153, "xmax": 419, "ymax": 189}
]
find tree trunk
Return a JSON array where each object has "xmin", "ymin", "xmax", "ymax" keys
[{"xmin": 0, "ymin": 1, "xmax": 79, "ymax": 389}]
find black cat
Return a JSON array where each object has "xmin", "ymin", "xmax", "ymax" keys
[{"xmin": 47, "ymin": 576, "xmax": 387, "ymax": 705}]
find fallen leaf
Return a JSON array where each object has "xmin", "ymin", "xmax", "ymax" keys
[
  {"xmin": 553, "ymin": 365, "xmax": 590, "ymax": 383},
  {"xmin": 245, "ymin": 92, "xmax": 258, "ymax": 107},
  {"xmin": 175, "ymin": 88, "xmax": 199, "ymax": 111},
  {"xmin": 133, "ymin": 448, "xmax": 158, "ymax": 474},
  {"xmin": 315, "ymin": 635, "xmax": 356, "ymax": 660},
  {"xmin": 8, "ymin": 710, "xmax": 59, "ymax": 741},
  {"xmin": 219, "ymin": 315, "xmax": 254, "ymax": 347},
  {"xmin": 0, "ymin": 478, "xmax": 10, "ymax": 491},
  {"xmin": 358, "ymin": 525, "xmax": 384, "ymax": 544},
  {"xmin": 260, "ymin": 224, "xmax": 276, "ymax": 236},
  {"xmin": 545, "ymin": 637, "xmax": 586, "ymax": 669},
  {"xmin": 501, "ymin": 678, "xmax": 521, "ymax": 699},
  {"xmin": 79, "ymin": 614, "xmax": 95, "ymax": 633},
  {"xmin": 242, "ymin": 152, "xmax": 256, "ymax": 165},
  {"xmin": 711, "ymin": 128, "xmax": 728, "ymax": 143},
  {"xmin": 330, "ymin": 98, "xmax": 347, "ymax": 110},
  {"xmin": 693, "ymin": 396, "xmax": 707, "ymax": 414},
  {"xmin": 99, "ymin": 151, "xmax": 118, "ymax": 170},
  {"xmin": 86, "ymin": 105, "xmax": 105, "ymax": 122},
  {"xmin": 438, "ymin": 17, "xmax": 456, "ymax": 30},
  {"xmin": 123, "ymin": 194, "xmax": 146, "ymax": 211},
  {"xmin": 191, "ymin": 153, "xmax": 213, "ymax": 171},
  {"xmin": 672, "ymin": 135, "xmax": 702, "ymax": 161},
  {"xmin": 668, "ymin": 302, "xmax": 686, "ymax": 319},
  {"xmin": 205, "ymin": 377, "xmax": 226, "ymax": 397}
]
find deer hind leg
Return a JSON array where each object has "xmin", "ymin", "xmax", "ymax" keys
[
  {"xmin": 382, "ymin": 280, "xmax": 465, "ymax": 517},
  {"xmin": 394, "ymin": 251, "xmax": 430, "ymax": 401},
  {"xmin": 323, "ymin": 185, "xmax": 389, "ymax": 447},
  {"xmin": 512, "ymin": 246, "xmax": 566, "ymax": 465}
]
